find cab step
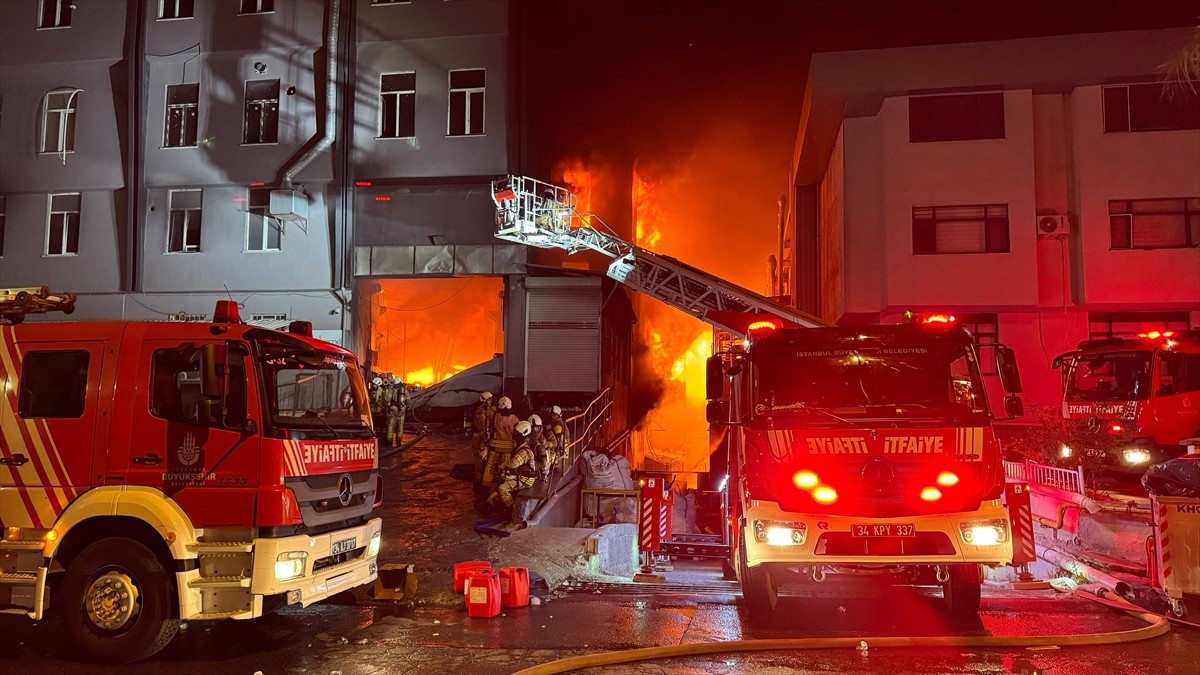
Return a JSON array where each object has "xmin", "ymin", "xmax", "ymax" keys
[
  {"xmin": 191, "ymin": 609, "xmax": 254, "ymax": 620},
  {"xmin": 0, "ymin": 572, "xmax": 39, "ymax": 584},
  {"xmin": 187, "ymin": 541, "xmax": 253, "ymax": 554},
  {"xmin": 189, "ymin": 575, "xmax": 252, "ymax": 589},
  {"xmin": 0, "ymin": 540, "xmax": 48, "ymax": 551}
]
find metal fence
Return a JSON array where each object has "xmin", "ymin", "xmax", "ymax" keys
[{"xmin": 1003, "ymin": 459, "xmax": 1086, "ymax": 496}]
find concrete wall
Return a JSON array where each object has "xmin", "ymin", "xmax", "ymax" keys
[
  {"xmin": 1071, "ymin": 85, "xmax": 1200, "ymax": 305},
  {"xmin": 817, "ymin": 126, "xmax": 845, "ymax": 322}
]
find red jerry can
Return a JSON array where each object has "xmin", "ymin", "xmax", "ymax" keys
[
  {"xmin": 464, "ymin": 570, "xmax": 501, "ymax": 618},
  {"xmin": 453, "ymin": 560, "xmax": 493, "ymax": 593},
  {"xmin": 499, "ymin": 566, "xmax": 530, "ymax": 608}
]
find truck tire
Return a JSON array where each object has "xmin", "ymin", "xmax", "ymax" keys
[
  {"xmin": 943, "ymin": 563, "xmax": 982, "ymax": 616},
  {"xmin": 738, "ymin": 537, "xmax": 776, "ymax": 622},
  {"xmin": 60, "ymin": 538, "xmax": 180, "ymax": 664},
  {"xmin": 721, "ymin": 556, "xmax": 737, "ymax": 581}
]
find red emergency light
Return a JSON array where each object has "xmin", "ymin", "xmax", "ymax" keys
[
  {"xmin": 213, "ymin": 300, "xmax": 242, "ymax": 324},
  {"xmin": 1111, "ymin": 424, "xmax": 1123, "ymax": 432},
  {"xmin": 288, "ymin": 320, "xmax": 313, "ymax": 337},
  {"xmin": 250, "ymin": 181, "xmax": 266, "ymax": 187},
  {"xmin": 936, "ymin": 471, "xmax": 959, "ymax": 487},
  {"xmin": 747, "ymin": 318, "xmax": 782, "ymax": 338},
  {"xmin": 375, "ymin": 195, "xmax": 391, "ymax": 202},
  {"xmin": 922, "ymin": 314, "xmax": 956, "ymax": 325},
  {"xmin": 1137, "ymin": 331, "xmax": 1174, "ymax": 339},
  {"xmin": 354, "ymin": 180, "xmax": 372, "ymax": 187}
]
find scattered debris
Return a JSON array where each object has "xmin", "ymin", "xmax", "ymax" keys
[
  {"xmin": 179, "ymin": 622, "xmax": 188, "ymax": 630},
  {"xmin": 529, "ymin": 596, "xmax": 541, "ymax": 605},
  {"xmin": 433, "ymin": 619, "xmax": 441, "ymax": 624},
  {"xmin": 337, "ymin": 636, "xmax": 349, "ymax": 645},
  {"xmin": 354, "ymin": 638, "xmax": 369, "ymax": 646}
]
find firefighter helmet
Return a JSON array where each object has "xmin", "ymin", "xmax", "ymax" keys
[
  {"xmin": 480, "ymin": 391, "xmax": 493, "ymax": 402},
  {"xmin": 515, "ymin": 420, "xmax": 532, "ymax": 437},
  {"xmin": 372, "ymin": 377, "xmax": 384, "ymax": 386},
  {"xmin": 551, "ymin": 405, "xmax": 562, "ymax": 416},
  {"xmin": 528, "ymin": 414, "xmax": 542, "ymax": 427},
  {"xmin": 497, "ymin": 396, "xmax": 513, "ymax": 410}
]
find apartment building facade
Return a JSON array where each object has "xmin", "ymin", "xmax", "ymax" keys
[
  {"xmin": 783, "ymin": 29, "xmax": 1200, "ymax": 409},
  {"xmin": 0, "ymin": 0, "xmax": 527, "ymax": 362}
]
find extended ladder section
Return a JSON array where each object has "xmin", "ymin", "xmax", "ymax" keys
[
  {"xmin": 1, "ymin": 287, "xmax": 76, "ymax": 325},
  {"xmin": 491, "ymin": 176, "xmax": 828, "ymax": 336}
]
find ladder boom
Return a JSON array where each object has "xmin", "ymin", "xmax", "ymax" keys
[
  {"xmin": 492, "ymin": 175, "xmax": 828, "ymax": 335},
  {"xmin": 1, "ymin": 287, "xmax": 77, "ymax": 325}
]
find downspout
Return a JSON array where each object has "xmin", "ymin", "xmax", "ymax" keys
[
  {"xmin": 776, "ymin": 194, "xmax": 787, "ymax": 301},
  {"xmin": 125, "ymin": 0, "xmax": 147, "ymax": 295},
  {"xmin": 281, "ymin": 0, "xmax": 339, "ymax": 190}
]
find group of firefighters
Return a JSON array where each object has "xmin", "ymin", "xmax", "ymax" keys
[
  {"xmin": 368, "ymin": 374, "xmax": 409, "ymax": 448},
  {"xmin": 469, "ymin": 391, "xmax": 570, "ymax": 523}
]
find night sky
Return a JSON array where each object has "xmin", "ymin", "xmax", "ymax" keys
[{"xmin": 524, "ymin": 0, "xmax": 1200, "ymax": 226}]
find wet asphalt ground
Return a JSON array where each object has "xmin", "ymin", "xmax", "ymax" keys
[{"xmin": 4, "ymin": 427, "xmax": 1197, "ymax": 675}]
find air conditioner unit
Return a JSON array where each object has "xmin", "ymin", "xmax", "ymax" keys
[
  {"xmin": 1037, "ymin": 215, "xmax": 1069, "ymax": 237},
  {"xmin": 270, "ymin": 189, "xmax": 309, "ymax": 223}
]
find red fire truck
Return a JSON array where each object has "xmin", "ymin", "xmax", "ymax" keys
[
  {"xmin": 707, "ymin": 314, "xmax": 1025, "ymax": 621},
  {"xmin": 1053, "ymin": 330, "xmax": 1200, "ymax": 475},
  {"xmin": 1, "ymin": 294, "xmax": 382, "ymax": 662}
]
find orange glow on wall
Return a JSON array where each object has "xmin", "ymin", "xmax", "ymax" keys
[{"xmin": 366, "ymin": 277, "xmax": 503, "ymax": 385}]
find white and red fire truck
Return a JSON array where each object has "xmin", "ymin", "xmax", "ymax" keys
[
  {"xmin": 706, "ymin": 313, "xmax": 1025, "ymax": 621},
  {"xmin": 1053, "ymin": 330, "xmax": 1200, "ymax": 475},
  {"xmin": 1, "ymin": 291, "xmax": 382, "ymax": 662}
]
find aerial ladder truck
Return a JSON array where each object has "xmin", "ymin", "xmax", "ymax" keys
[{"xmin": 492, "ymin": 176, "xmax": 1028, "ymax": 620}]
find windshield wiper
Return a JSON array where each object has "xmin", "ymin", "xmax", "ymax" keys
[
  {"xmin": 296, "ymin": 411, "xmax": 342, "ymax": 439},
  {"xmin": 767, "ymin": 402, "xmax": 854, "ymax": 426}
]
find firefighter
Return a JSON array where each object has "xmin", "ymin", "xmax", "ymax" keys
[
  {"xmin": 547, "ymin": 405, "xmax": 569, "ymax": 464},
  {"xmin": 477, "ymin": 420, "xmax": 537, "ymax": 521},
  {"xmin": 471, "ymin": 392, "xmax": 496, "ymax": 494},
  {"xmin": 386, "ymin": 376, "xmax": 407, "ymax": 448},
  {"xmin": 483, "ymin": 396, "xmax": 518, "ymax": 487},
  {"xmin": 528, "ymin": 414, "xmax": 553, "ymax": 481}
]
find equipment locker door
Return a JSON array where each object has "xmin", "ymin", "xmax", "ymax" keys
[
  {"xmin": 124, "ymin": 339, "xmax": 261, "ymax": 528},
  {"xmin": 1, "ymin": 341, "xmax": 104, "ymax": 528}
]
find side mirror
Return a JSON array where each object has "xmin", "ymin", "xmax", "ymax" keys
[
  {"xmin": 1004, "ymin": 395, "xmax": 1024, "ymax": 419},
  {"xmin": 706, "ymin": 355, "xmax": 725, "ymax": 401},
  {"xmin": 995, "ymin": 345, "xmax": 1023, "ymax": 394},
  {"xmin": 706, "ymin": 400, "xmax": 728, "ymax": 424}
]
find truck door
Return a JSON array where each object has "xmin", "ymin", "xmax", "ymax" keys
[
  {"xmin": 124, "ymin": 340, "xmax": 260, "ymax": 528},
  {"xmin": 1, "ymin": 341, "xmax": 103, "ymax": 529}
]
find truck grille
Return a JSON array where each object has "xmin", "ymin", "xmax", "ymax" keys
[
  {"xmin": 285, "ymin": 470, "xmax": 378, "ymax": 529},
  {"xmin": 815, "ymin": 532, "xmax": 955, "ymax": 556}
]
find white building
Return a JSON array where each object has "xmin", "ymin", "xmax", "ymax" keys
[{"xmin": 783, "ymin": 28, "xmax": 1200, "ymax": 409}]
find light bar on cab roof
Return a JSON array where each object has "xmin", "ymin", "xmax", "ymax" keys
[
  {"xmin": 922, "ymin": 314, "xmax": 956, "ymax": 325},
  {"xmin": 1136, "ymin": 331, "xmax": 1174, "ymax": 339}
]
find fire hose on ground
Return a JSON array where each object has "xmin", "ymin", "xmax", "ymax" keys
[{"xmin": 511, "ymin": 599, "xmax": 1169, "ymax": 675}]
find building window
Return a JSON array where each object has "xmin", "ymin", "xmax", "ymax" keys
[
  {"xmin": 239, "ymin": 0, "xmax": 274, "ymax": 13},
  {"xmin": 158, "ymin": 0, "xmax": 194, "ymax": 20},
  {"xmin": 251, "ymin": 313, "xmax": 288, "ymax": 322},
  {"xmin": 37, "ymin": 0, "xmax": 72, "ymax": 29},
  {"xmin": 164, "ymin": 83, "xmax": 199, "ymax": 148},
  {"xmin": 912, "ymin": 204, "xmax": 1009, "ymax": 255},
  {"xmin": 167, "ymin": 189, "xmax": 202, "ymax": 253},
  {"xmin": 46, "ymin": 192, "xmax": 81, "ymax": 256},
  {"xmin": 243, "ymin": 79, "xmax": 279, "ymax": 145},
  {"xmin": 958, "ymin": 313, "xmax": 999, "ymax": 375},
  {"xmin": 1103, "ymin": 84, "xmax": 1200, "ymax": 133},
  {"xmin": 379, "ymin": 72, "xmax": 416, "ymax": 139},
  {"xmin": 41, "ymin": 90, "xmax": 79, "ymax": 154},
  {"xmin": 1088, "ymin": 312, "xmax": 1191, "ymax": 340},
  {"xmin": 448, "ymin": 69, "xmax": 485, "ymax": 136},
  {"xmin": 0, "ymin": 195, "xmax": 6, "ymax": 257},
  {"xmin": 909, "ymin": 92, "xmax": 1004, "ymax": 143},
  {"xmin": 1109, "ymin": 198, "xmax": 1200, "ymax": 250},
  {"xmin": 18, "ymin": 351, "xmax": 89, "ymax": 418},
  {"xmin": 246, "ymin": 187, "xmax": 281, "ymax": 252}
]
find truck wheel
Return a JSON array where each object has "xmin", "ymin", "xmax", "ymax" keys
[
  {"xmin": 942, "ymin": 563, "xmax": 982, "ymax": 617},
  {"xmin": 60, "ymin": 538, "xmax": 180, "ymax": 664},
  {"xmin": 738, "ymin": 537, "xmax": 776, "ymax": 622}
]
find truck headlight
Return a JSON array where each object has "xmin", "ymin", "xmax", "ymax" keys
[
  {"xmin": 959, "ymin": 519, "xmax": 1008, "ymax": 546},
  {"xmin": 275, "ymin": 551, "xmax": 308, "ymax": 581},
  {"xmin": 366, "ymin": 532, "xmax": 381, "ymax": 558},
  {"xmin": 1059, "ymin": 445, "xmax": 1072, "ymax": 459},
  {"xmin": 1122, "ymin": 448, "xmax": 1151, "ymax": 465},
  {"xmin": 753, "ymin": 520, "xmax": 807, "ymax": 545}
]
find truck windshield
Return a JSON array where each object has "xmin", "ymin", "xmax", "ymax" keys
[
  {"xmin": 1065, "ymin": 351, "xmax": 1152, "ymax": 402},
  {"xmin": 752, "ymin": 343, "xmax": 987, "ymax": 423},
  {"xmin": 255, "ymin": 340, "xmax": 372, "ymax": 434}
]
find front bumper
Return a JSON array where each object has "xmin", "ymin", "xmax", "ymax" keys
[
  {"xmin": 249, "ymin": 517, "xmax": 382, "ymax": 605},
  {"xmin": 743, "ymin": 500, "xmax": 1011, "ymax": 568}
]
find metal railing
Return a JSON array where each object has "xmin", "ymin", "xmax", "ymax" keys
[
  {"xmin": 1004, "ymin": 459, "xmax": 1086, "ymax": 496},
  {"xmin": 544, "ymin": 388, "xmax": 615, "ymax": 497}
]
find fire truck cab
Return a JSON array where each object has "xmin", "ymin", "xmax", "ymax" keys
[
  {"xmin": 1, "ymin": 298, "xmax": 382, "ymax": 663},
  {"xmin": 707, "ymin": 314, "xmax": 1024, "ymax": 621},
  {"xmin": 1053, "ymin": 330, "xmax": 1200, "ymax": 474}
]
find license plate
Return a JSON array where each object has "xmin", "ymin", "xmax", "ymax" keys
[
  {"xmin": 1084, "ymin": 448, "xmax": 1107, "ymax": 458},
  {"xmin": 852, "ymin": 523, "xmax": 915, "ymax": 538},
  {"xmin": 331, "ymin": 537, "xmax": 356, "ymax": 555}
]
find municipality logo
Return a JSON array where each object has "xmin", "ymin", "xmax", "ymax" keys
[{"xmin": 178, "ymin": 432, "xmax": 201, "ymax": 466}]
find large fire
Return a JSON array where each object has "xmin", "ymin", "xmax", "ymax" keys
[{"xmin": 366, "ymin": 277, "xmax": 504, "ymax": 386}]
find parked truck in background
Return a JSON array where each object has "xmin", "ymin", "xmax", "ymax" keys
[
  {"xmin": 1, "ymin": 294, "xmax": 382, "ymax": 662},
  {"xmin": 1052, "ymin": 330, "xmax": 1200, "ymax": 476},
  {"xmin": 706, "ymin": 313, "xmax": 1025, "ymax": 621}
]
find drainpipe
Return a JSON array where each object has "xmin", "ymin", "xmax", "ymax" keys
[
  {"xmin": 281, "ymin": 0, "xmax": 339, "ymax": 190},
  {"xmin": 775, "ymin": 194, "xmax": 786, "ymax": 300},
  {"xmin": 1039, "ymin": 545, "xmax": 1132, "ymax": 599}
]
